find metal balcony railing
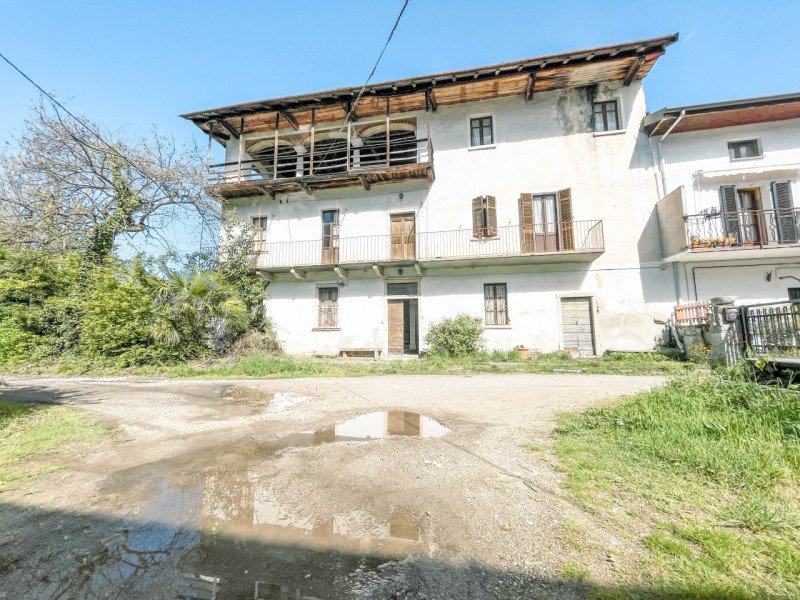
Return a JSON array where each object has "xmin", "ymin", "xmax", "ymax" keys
[
  {"xmin": 251, "ymin": 220, "xmax": 604, "ymax": 269},
  {"xmin": 685, "ymin": 207, "xmax": 800, "ymax": 250}
]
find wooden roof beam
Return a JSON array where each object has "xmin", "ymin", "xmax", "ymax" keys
[
  {"xmin": 425, "ymin": 89, "xmax": 437, "ymax": 112},
  {"xmin": 297, "ymin": 180, "xmax": 313, "ymax": 196},
  {"xmin": 341, "ymin": 100, "xmax": 358, "ymax": 122},
  {"xmin": 280, "ymin": 110, "xmax": 299, "ymax": 130},
  {"xmin": 524, "ymin": 73, "xmax": 537, "ymax": 102},
  {"xmin": 358, "ymin": 174, "xmax": 370, "ymax": 190},
  {"xmin": 216, "ymin": 119, "xmax": 240, "ymax": 139},
  {"xmin": 622, "ymin": 56, "xmax": 646, "ymax": 87}
]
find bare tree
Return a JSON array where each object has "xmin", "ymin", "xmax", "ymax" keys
[{"xmin": 0, "ymin": 103, "xmax": 220, "ymax": 257}]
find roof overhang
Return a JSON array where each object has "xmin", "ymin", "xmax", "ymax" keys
[
  {"xmin": 183, "ymin": 34, "xmax": 677, "ymax": 139},
  {"xmin": 645, "ymin": 92, "xmax": 800, "ymax": 137}
]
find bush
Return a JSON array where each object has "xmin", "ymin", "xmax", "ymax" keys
[{"xmin": 424, "ymin": 314, "xmax": 484, "ymax": 356}]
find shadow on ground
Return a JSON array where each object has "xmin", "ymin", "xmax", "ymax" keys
[{"xmin": 0, "ymin": 501, "xmax": 753, "ymax": 600}]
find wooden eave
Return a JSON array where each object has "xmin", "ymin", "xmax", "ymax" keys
[
  {"xmin": 183, "ymin": 34, "xmax": 677, "ymax": 137},
  {"xmin": 645, "ymin": 93, "xmax": 800, "ymax": 136}
]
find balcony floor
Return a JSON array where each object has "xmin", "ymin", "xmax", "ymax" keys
[
  {"xmin": 666, "ymin": 244, "xmax": 800, "ymax": 263},
  {"xmin": 212, "ymin": 162, "xmax": 434, "ymax": 198}
]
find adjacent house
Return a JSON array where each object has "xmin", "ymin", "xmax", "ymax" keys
[
  {"xmin": 182, "ymin": 35, "xmax": 684, "ymax": 357},
  {"xmin": 647, "ymin": 93, "xmax": 800, "ymax": 303}
]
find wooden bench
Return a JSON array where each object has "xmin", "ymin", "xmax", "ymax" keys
[{"xmin": 339, "ymin": 348, "xmax": 381, "ymax": 359}]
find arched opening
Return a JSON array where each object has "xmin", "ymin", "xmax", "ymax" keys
[
  {"xmin": 248, "ymin": 140, "xmax": 300, "ymax": 179},
  {"xmin": 311, "ymin": 137, "xmax": 348, "ymax": 175},
  {"xmin": 359, "ymin": 128, "xmax": 417, "ymax": 168}
]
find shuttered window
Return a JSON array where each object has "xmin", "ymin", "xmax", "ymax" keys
[
  {"xmin": 484, "ymin": 283, "xmax": 508, "ymax": 325},
  {"xmin": 772, "ymin": 181, "xmax": 798, "ymax": 244},
  {"xmin": 472, "ymin": 195, "xmax": 497, "ymax": 238},
  {"xmin": 470, "ymin": 116, "xmax": 493, "ymax": 146},
  {"xmin": 317, "ymin": 287, "xmax": 338, "ymax": 328},
  {"xmin": 252, "ymin": 216, "xmax": 267, "ymax": 249},
  {"xmin": 593, "ymin": 100, "xmax": 619, "ymax": 132}
]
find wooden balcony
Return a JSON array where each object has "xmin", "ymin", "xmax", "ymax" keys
[
  {"xmin": 251, "ymin": 221, "xmax": 604, "ymax": 274},
  {"xmin": 208, "ymin": 117, "xmax": 434, "ymax": 198}
]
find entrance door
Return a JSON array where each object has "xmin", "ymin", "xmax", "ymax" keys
[
  {"xmin": 390, "ymin": 213, "xmax": 416, "ymax": 260},
  {"xmin": 533, "ymin": 194, "xmax": 558, "ymax": 252},
  {"xmin": 387, "ymin": 298, "xmax": 418, "ymax": 355},
  {"xmin": 321, "ymin": 209, "xmax": 339, "ymax": 264},
  {"xmin": 738, "ymin": 189, "xmax": 763, "ymax": 245},
  {"xmin": 561, "ymin": 297, "xmax": 595, "ymax": 355}
]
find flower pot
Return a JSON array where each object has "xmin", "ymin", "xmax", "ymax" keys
[{"xmin": 515, "ymin": 346, "xmax": 530, "ymax": 360}]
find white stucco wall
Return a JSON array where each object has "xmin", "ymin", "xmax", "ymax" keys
[{"xmin": 225, "ymin": 81, "xmax": 677, "ymax": 355}]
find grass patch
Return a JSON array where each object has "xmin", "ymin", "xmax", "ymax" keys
[
  {"xmin": 0, "ymin": 398, "xmax": 113, "ymax": 493},
  {"xmin": 1, "ymin": 350, "xmax": 697, "ymax": 379},
  {"xmin": 553, "ymin": 371, "xmax": 800, "ymax": 598}
]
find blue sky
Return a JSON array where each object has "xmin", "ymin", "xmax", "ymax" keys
[{"xmin": 1, "ymin": 0, "xmax": 798, "ymax": 253}]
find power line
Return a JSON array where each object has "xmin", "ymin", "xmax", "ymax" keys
[{"xmin": 342, "ymin": 0, "xmax": 410, "ymax": 127}]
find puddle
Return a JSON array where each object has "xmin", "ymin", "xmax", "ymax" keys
[
  {"xmin": 287, "ymin": 411, "xmax": 450, "ymax": 447},
  {"xmin": 78, "ymin": 412, "xmax": 447, "ymax": 598}
]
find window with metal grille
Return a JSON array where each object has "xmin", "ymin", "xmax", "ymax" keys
[
  {"xmin": 387, "ymin": 282, "xmax": 419, "ymax": 296},
  {"xmin": 728, "ymin": 139, "xmax": 761, "ymax": 160},
  {"xmin": 470, "ymin": 116, "xmax": 493, "ymax": 146},
  {"xmin": 789, "ymin": 288, "xmax": 800, "ymax": 301},
  {"xmin": 317, "ymin": 287, "xmax": 338, "ymax": 328},
  {"xmin": 484, "ymin": 283, "xmax": 508, "ymax": 325},
  {"xmin": 592, "ymin": 100, "xmax": 620, "ymax": 132}
]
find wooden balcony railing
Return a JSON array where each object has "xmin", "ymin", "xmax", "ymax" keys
[
  {"xmin": 685, "ymin": 207, "xmax": 800, "ymax": 251},
  {"xmin": 251, "ymin": 220, "xmax": 604, "ymax": 270}
]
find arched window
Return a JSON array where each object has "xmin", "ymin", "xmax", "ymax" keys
[
  {"xmin": 248, "ymin": 141, "xmax": 300, "ymax": 179},
  {"xmin": 311, "ymin": 137, "xmax": 348, "ymax": 175}
]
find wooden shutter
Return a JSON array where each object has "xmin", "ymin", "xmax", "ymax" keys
[
  {"xmin": 486, "ymin": 196, "xmax": 497, "ymax": 237},
  {"xmin": 557, "ymin": 188, "xmax": 574, "ymax": 251},
  {"xmin": 519, "ymin": 193, "xmax": 534, "ymax": 252},
  {"xmin": 772, "ymin": 181, "xmax": 798, "ymax": 244},
  {"xmin": 472, "ymin": 196, "xmax": 486, "ymax": 238},
  {"xmin": 719, "ymin": 185, "xmax": 740, "ymax": 243}
]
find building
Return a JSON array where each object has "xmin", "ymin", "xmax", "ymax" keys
[
  {"xmin": 647, "ymin": 93, "xmax": 800, "ymax": 303},
  {"xmin": 182, "ymin": 35, "xmax": 681, "ymax": 356}
]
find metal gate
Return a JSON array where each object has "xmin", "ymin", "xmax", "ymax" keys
[{"xmin": 742, "ymin": 301, "xmax": 800, "ymax": 354}]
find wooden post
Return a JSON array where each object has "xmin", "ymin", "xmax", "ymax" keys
[
  {"xmin": 310, "ymin": 108, "xmax": 316, "ymax": 176},
  {"xmin": 273, "ymin": 113, "xmax": 279, "ymax": 181},
  {"xmin": 385, "ymin": 97, "xmax": 390, "ymax": 168},
  {"xmin": 206, "ymin": 129, "xmax": 212, "ymax": 178},
  {"xmin": 237, "ymin": 117, "xmax": 244, "ymax": 182},
  {"xmin": 346, "ymin": 121, "xmax": 351, "ymax": 172}
]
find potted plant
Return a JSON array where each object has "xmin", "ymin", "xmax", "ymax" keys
[{"xmin": 515, "ymin": 345, "xmax": 530, "ymax": 360}]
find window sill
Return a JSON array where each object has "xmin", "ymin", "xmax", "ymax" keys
[
  {"xmin": 312, "ymin": 327, "xmax": 340, "ymax": 332},
  {"xmin": 471, "ymin": 236, "xmax": 499, "ymax": 242},
  {"xmin": 485, "ymin": 324, "xmax": 512, "ymax": 329},
  {"xmin": 468, "ymin": 144, "xmax": 496, "ymax": 151},
  {"xmin": 729, "ymin": 156, "xmax": 764, "ymax": 163},
  {"xmin": 593, "ymin": 129, "xmax": 625, "ymax": 137}
]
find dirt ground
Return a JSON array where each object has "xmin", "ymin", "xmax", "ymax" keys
[{"xmin": 0, "ymin": 373, "xmax": 663, "ymax": 599}]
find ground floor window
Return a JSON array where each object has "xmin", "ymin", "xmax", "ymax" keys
[
  {"xmin": 789, "ymin": 288, "xmax": 800, "ymax": 301},
  {"xmin": 484, "ymin": 283, "xmax": 508, "ymax": 325},
  {"xmin": 317, "ymin": 287, "xmax": 338, "ymax": 328}
]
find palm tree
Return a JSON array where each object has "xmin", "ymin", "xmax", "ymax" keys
[{"xmin": 146, "ymin": 266, "xmax": 249, "ymax": 352}]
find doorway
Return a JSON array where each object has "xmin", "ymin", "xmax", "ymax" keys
[
  {"xmin": 532, "ymin": 194, "xmax": 558, "ymax": 252},
  {"xmin": 560, "ymin": 297, "xmax": 595, "ymax": 356},
  {"xmin": 388, "ymin": 298, "xmax": 419, "ymax": 355},
  {"xmin": 390, "ymin": 213, "xmax": 416, "ymax": 260},
  {"xmin": 737, "ymin": 188, "xmax": 763, "ymax": 245}
]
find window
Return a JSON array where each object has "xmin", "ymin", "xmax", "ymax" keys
[
  {"xmin": 470, "ymin": 116, "xmax": 493, "ymax": 147},
  {"xmin": 472, "ymin": 195, "xmax": 497, "ymax": 238},
  {"xmin": 789, "ymin": 288, "xmax": 800, "ymax": 301},
  {"xmin": 321, "ymin": 209, "xmax": 340, "ymax": 264},
  {"xmin": 592, "ymin": 100, "xmax": 620, "ymax": 132},
  {"xmin": 387, "ymin": 282, "xmax": 419, "ymax": 296},
  {"xmin": 728, "ymin": 139, "xmax": 761, "ymax": 160},
  {"xmin": 484, "ymin": 283, "xmax": 508, "ymax": 325},
  {"xmin": 252, "ymin": 216, "xmax": 267, "ymax": 249},
  {"xmin": 317, "ymin": 287, "xmax": 338, "ymax": 328}
]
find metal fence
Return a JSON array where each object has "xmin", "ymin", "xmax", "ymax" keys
[{"xmin": 742, "ymin": 301, "xmax": 800, "ymax": 354}]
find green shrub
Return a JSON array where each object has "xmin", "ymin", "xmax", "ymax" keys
[{"xmin": 424, "ymin": 314, "xmax": 484, "ymax": 356}]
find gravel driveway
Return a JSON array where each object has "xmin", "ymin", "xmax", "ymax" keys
[{"xmin": 0, "ymin": 373, "xmax": 664, "ymax": 599}]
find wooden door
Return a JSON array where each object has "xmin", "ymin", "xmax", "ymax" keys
[
  {"xmin": 321, "ymin": 209, "xmax": 339, "ymax": 264},
  {"xmin": 388, "ymin": 300, "xmax": 405, "ymax": 355},
  {"xmin": 390, "ymin": 213, "xmax": 416, "ymax": 260},
  {"xmin": 561, "ymin": 297, "xmax": 595, "ymax": 355},
  {"xmin": 738, "ymin": 189, "xmax": 762, "ymax": 245},
  {"xmin": 533, "ymin": 194, "xmax": 558, "ymax": 252}
]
